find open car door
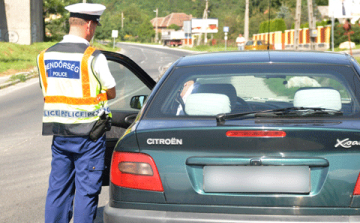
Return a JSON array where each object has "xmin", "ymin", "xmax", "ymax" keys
[{"xmin": 101, "ymin": 51, "xmax": 155, "ymax": 186}]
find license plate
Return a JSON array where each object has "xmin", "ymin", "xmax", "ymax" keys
[{"xmin": 203, "ymin": 166, "xmax": 310, "ymax": 193}]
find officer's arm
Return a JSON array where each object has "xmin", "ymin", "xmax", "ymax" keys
[
  {"xmin": 106, "ymin": 87, "xmax": 116, "ymax": 100},
  {"xmin": 93, "ymin": 54, "xmax": 117, "ymax": 100}
]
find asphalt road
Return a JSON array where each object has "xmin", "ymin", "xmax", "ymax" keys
[{"xmin": 0, "ymin": 43, "xmax": 193, "ymax": 223}]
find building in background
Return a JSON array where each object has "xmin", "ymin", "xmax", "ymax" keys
[
  {"xmin": 0, "ymin": 0, "xmax": 43, "ymax": 45},
  {"xmin": 191, "ymin": 18, "xmax": 218, "ymax": 34},
  {"xmin": 329, "ymin": 0, "xmax": 360, "ymax": 23},
  {"xmin": 151, "ymin": 13, "xmax": 192, "ymax": 33}
]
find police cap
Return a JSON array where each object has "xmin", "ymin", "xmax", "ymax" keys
[{"xmin": 65, "ymin": 3, "xmax": 106, "ymax": 26}]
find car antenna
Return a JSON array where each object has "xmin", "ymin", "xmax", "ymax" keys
[{"xmin": 267, "ymin": 0, "xmax": 271, "ymax": 50}]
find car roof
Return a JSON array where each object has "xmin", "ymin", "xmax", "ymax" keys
[{"xmin": 175, "ymin": 51, "xmax": 352, "ymax": 67}]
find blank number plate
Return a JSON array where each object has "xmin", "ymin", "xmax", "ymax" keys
[{"xmin": 203, "ymin": 166, "xmax": 310, "ymax": 193}]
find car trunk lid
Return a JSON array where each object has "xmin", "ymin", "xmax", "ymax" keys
[{"xmin": 136, "ymin": 120, "xmax": 360, "ymax": 207}]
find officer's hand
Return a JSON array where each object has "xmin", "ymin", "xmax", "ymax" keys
[{"xmin": 106, "ymin": 87, "xmax": 116, "ymax": 100}]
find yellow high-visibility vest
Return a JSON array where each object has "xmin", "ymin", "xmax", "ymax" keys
[{"xmin": 37, "ymin": 43, "xmax": 109, "ymax": 136}]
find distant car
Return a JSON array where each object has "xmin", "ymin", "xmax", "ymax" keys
[
  {"xmin": 245, "ymin": 40, "xmax": 274, "ymax": 50},
  {"xmin": 102, "ymin": 51, "xmax": 360, "ymax": 223}
]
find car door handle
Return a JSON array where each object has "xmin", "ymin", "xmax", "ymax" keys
[{"xmin": 124, "ymin": 114, "xmax": 137, "ymax": 125}]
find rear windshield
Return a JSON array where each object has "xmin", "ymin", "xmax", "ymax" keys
[{"xmin": 145, "ymin": 64, "xmax": 360, "ymax": 118}]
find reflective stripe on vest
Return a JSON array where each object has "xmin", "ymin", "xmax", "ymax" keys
[
  {"xmin": 38, "ymin": 50, "xmax": 48, "ymax": 93},
  {"xmin": 38, "ymin": 45, "xmax": 109, "ymax": 136}
]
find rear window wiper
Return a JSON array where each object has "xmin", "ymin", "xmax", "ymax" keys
[{"xmin": 216, "ymin": 107, "xmax": 343, "ymax": 125}]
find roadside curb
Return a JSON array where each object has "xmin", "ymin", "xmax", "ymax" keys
[{"xmin": 0, "ymin": 69, "xmax": 38, "ymax": 90}]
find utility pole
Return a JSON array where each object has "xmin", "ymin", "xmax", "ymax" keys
[
  {"xmin": 307, "ymin": 0, "xmax": 316, "ymax": 50},
  {"xmin": 294, "ymin": 0, "xmax": 301, "ymax": 50},
  {"xmin": 197, "ymin": 0, "xmax": 208, "ymax": 45},
  {"xmin": 121, "ymin": 12, "xmax": 124, "ymax": 29},
  {"xmin": 154, "ymin": 8, "xmax": 159, "ymax": 43},
  {"xmin": 204, "ymin": 0, "xmax": 208, "ymax": 44},
  {"xmin": 83, "ymin": 0, "xmax": 86, "ymax": 3},
  {"xmin": 244, "ymin": 0, "xmax": 249, "ymax": 41}
]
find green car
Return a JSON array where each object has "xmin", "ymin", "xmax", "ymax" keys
[{"xmin": 103, "ymin": 51, "xmax": 360, "ymax": 222}]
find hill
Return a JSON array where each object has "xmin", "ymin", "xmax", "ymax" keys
[{"xmin": 91, "ymin": 0, "xmax": 327, "ymax": 42}]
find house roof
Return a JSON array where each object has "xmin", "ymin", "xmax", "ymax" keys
[{"xmin": 151, "ymin": 13, "xmax": 192, "ymax": 28}]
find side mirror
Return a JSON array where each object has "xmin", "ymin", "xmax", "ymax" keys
[{"xmin": 130, "ymin": 95, "xmax": 147, "ymax": 109}]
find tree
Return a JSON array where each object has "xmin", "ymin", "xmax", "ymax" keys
[
  {"xmin": 44, "ymin": 0, "xmax": 326, "ymax": 44},
  {"xmin": 137, "ymin": 16, "xmax": 155, "ymax": 42},
  {"xmin": 273, "ymin": 18, "xmax": 287, "ymax": 32},
  {"xmin": 315, "ymin": 0, "xmax": 328, "ymax": 6},
  {"xmin": 43, "ymin": 0, "xmax": 81, "ymax": 41},
  {"xmin": 259, "ymin": 18, "xmax": 286, "ymax": 33},
  {"xmin": 334, "ymin": 22, "xmax": 360, "ymax": 48}
]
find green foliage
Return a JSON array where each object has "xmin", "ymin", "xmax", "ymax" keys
[
  {"xmin": 94, "ymin": 3, "xmax": 151, "ymax": 42},
  {"xmin": 259, "ymin": 21, "xmax": 269, "ymax": 33},
  {"xmin": 315, "ymin": 0, "xmax": 329, "ymax": 6},
  {"xmin": 90, "ymin": 0, "xmax": 280, "ymax": 42},
  {"xmin": 317, "ymin": 20, "xmax": 330, "ymax": 27},
  {"xmin": 300, "ymin": 22, "xmax": 309, "ymax": 29},
  {"xmin": 43, "ymin": 0, "xmax": 325, "ymax": 44},
  {"xmin": 9, "ymin": 74, "xmax": 27, "ymax": 82},
  {"xmin": 264, "ymin": 76, "xmax": 350, "ymax": 99},
  {"xmin": 45, "ymin": 16, "xmax": 69, "ymax": 41},
  {"xmin": 333, "ymin": 22, "xmax": 360, "ymax": 48},
  {"xmin": 299, "ymin": 20, "xmax": 330, "ymax": 29},
  {"xmin": 264, "ymin": 78, "xmax": 299, "ymax": 99},
  {"xmin": 182, "ymin": 44, "xmax": 238, "ymax": 52},
  {"xmin": 0, "ymin": 40, "xmax": 117, "ymax": 75},
  {"xmin": 259, "ymin": 18, "xmax": 286, "ymax": 33},
  {"xmin": 276, "ymin": 4, "xmax": 291, "ymax": 19},
  {"xmin": 356, "ymin": 57, "xmax": 360, "ymax": 64},
  {"xmin": 136, "ymin": 16, "xmax": 155, "ymax": 42},
  {"xmin": 274, "ymin": 18, "xmax": 287, "ymax": 32},
  {"xmin": 43, "ymin": 0, "xmax": 78, "ymax": 41},
  {"xmin": 168, "ymin": 24, "xmax": 181, "ymax": 31},
  {"xmin": 0, "ymin": 42, "xmax": 55, "ymax": 74}
]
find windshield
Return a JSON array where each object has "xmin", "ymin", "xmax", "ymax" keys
[{"xmin": 145, "ymin": 64, "xmax": 360, "ymax": 118}]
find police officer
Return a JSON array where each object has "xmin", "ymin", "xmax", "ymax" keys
[{"xmin": 37, "ymin": 3, "xmax": 116, "ymax": 223}]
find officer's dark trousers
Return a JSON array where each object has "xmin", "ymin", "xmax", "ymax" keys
[{"xmin": 45, "ymin": 135, "xmax": 106, "ymax": 223}]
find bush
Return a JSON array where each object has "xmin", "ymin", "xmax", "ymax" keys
[
  {"xmin": 168, "ymin": 24, "xmax": 181, "ymax": 31},
  {"xmin": 259, "ymin": 18, "xmax": 286, "ymax": 33},
  {"xmin": 9, "ymin": 74, "xmax": 27, "ymax": 82},
  {"xmin": 333, "ymin": 22, "xmax": 360, "ymax": 48}
]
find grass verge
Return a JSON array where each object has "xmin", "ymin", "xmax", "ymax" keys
[
  {"xmin": 0, "ymin": 41, "xmax": 119, "ymax": 76},
  {"xmin": 9, "ymin": 73, "xmax": 28, "ymax": 82},
  {"xmin": 181, "ymin": 44, "xmax": 238, "ymax": 52},
  {"xmin": 1, "ymin": 40, "xmax": 360, "ymax": 76}
]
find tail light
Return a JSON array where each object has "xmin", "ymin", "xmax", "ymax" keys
[
  {"xmin": 353, "ymin": 173, "xmax": 360, "ymax": 195},
  {"xmin": 226, "ymin": 130, "xmax": 286, "ymax": 138},
  {"xmin": 110, "ymin": 152, "xmax": 164, "ymax": 192}
]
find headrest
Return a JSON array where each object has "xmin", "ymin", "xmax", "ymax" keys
[
  {"xmin": 293, "ymin": 88, "xmax": 342, "ymax": 111},
  {"xmin": 195, "ymin": 84, "xmax": 237, "ymax": 110},
  {"xmin": 185, "ymin": 93, "xmax": 231, "ymax": 115}
]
